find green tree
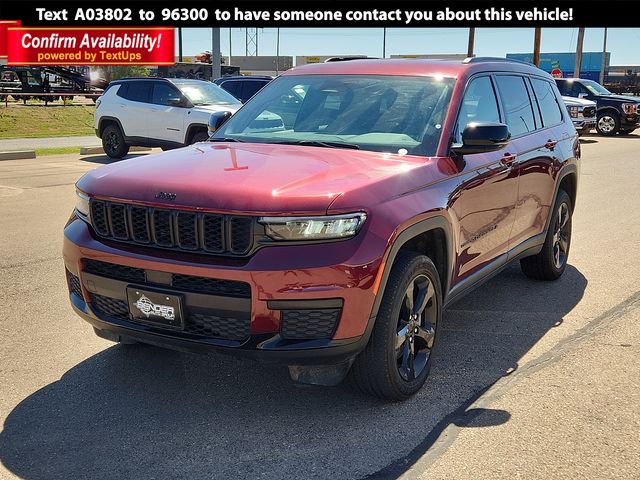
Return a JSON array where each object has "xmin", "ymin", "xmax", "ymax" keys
[{"xmin": 101, "ymin": 66, "xmax": 150, "ymax": 82}]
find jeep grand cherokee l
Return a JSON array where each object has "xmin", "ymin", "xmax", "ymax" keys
[
  {"xmin": 94, "ymin": 77, "xmax": 242, "ymax": 158},
  {"xmin": 65, "ymin": 58, "xmax": 579, "ymax": 401}
]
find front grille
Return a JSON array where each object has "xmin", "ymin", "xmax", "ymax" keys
[
  {"xmin": 67, "ymin": 270, "xmax": 83, "ymax": 298},
  {"xmin": 83, "ymin": 259, "xmax": 250, "ymax": 298},
  {"xmin": 91, "ymin": 294, "xmax": 129, "ymax": 320},
  {"xmin": 90, "ymin": 294, "xmax": 250, "ymax": 340},
  {"xmin": 89, "ymin": 199, "xmax": 254, "ymax": 256},
  {"xmin": 186, "ymin": 312, "xmax": 249, "ymax": 340},
  {"xmin": 85, "ymin": 259, "xmax": 146, "ymax": 283},
  {"xmin": 280, "ymin": 309, "xmax": 341, "ymax": 340},
  {"xmin": 582, "ymin": 106, "xmax": 596, "ymax": 118}
]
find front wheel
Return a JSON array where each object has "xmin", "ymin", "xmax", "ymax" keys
[
  {"xmin": 101, "ymin": 124, "xmax": 130, "ymax": 159},
  {"xmin": 520, "ymin": 189, "xmax": 572, "ymax": 281},
  {"xmin": 596, "ymin": 113, "xmax": 620, "ymax": 136},
  {"xmin": 350, "ymin": 252, "xmax": 441, "ymax": 401}
]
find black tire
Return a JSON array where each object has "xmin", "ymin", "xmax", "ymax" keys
[
  {"xmin": 350, "ymin": 251, "xmax": 442, "ymax": 401},
  {"xmin": 596, "ymin": 112, "xmax": 620, "ymax": 136},
  {"xmin": 520, "ymin": 189, "xmax": 572, "ymax": 281},
  {"xmin": 190, "ymin": 130, "xmax": 209, "ymax": 144},
  {"xmin": 101, "ymin": 124, "xmax": 130, "ymax": 159}
]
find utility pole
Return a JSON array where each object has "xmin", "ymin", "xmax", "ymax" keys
[
  {"xmin": 276, "ymin": 28, "xmax": 280, "ymax": 75},
  {"xmin": 533, "ymin": 28, "xmax": 541, "ymax": 66},
  {"xmin": 245, "ymin": 28, "xmax": 258, "ymax": 56},
  {"xmin": 229, "ymin": 28, "xmax": 232, "ymax": 59},
  {"xmin": 600, "ymin": 27, "xmax": 608, "ymax": 84},
  {"xmin": 382, "ymin": 28, "xmax": 387, "ymax": 58},
  {"xmin": 178, "ymin": 27, "xmax": 183, "ymax": 62},
  {"xmin": 467, "ymin": 28, "xmax": 475, "ymax": 57},
  {"xmin": 212, "ymin": 28, "xmax": 221, "ymax": 80},
  {"xmin": 574, "ymin": 27, "xmax": 585, "ymax": 78}
]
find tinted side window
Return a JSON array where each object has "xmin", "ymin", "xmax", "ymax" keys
[
  {"xmin": 240, "ymin": 81, "xmax": 267, "ymax": 102},
  {"xmin": 115, "ymin": 83, "xmax": 128, "ymax": 99},
  {"xmin": 555, "ymin": 80, "xmax": 570, "ymax": 96},
  {"xmin": 495, "ymin": 76, "xmax": 536, "ymax": 137},
  {"xmin": 455, "ymin": 76, "xmax": 500, "ymax": 142},
  {"xmin": 152, "ymin": 83, "xmax": 182, "ymax": 106},
  {"xmin": 221, "ymin": 80, "xmax": 241, "ymax": 98},
  {"xmin": 124, "ymin": 82, "xmax": 151, "ymax": 103},
  {"xmin": 531, "ymin": 78, "xmax": 563, "ymax": 126}
]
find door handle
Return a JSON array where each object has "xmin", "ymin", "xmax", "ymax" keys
[
  {"xmin": 500, "ymin": 153, "xmax": 517, "ymax": 166},
  {"xmin": 545, "ymin": 139, "xmax": 558, "ymax": 150}
]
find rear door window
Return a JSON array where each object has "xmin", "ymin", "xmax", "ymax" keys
[
  {"xmin": 220, "ymin": 80, "xmax": 241, "ymax": 98},
  {"xmin": 495, "ymin": 76, "xmax": 536, "ymax": 137},
  {"xmin": 530, "ymin": 78, "xmax": 563, "ymax": 127},
  {"xmin": 124, "ymin": 82, "xmax": 151, "ymax": 103}
]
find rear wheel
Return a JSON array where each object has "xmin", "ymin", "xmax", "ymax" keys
[
  {"xmin": 101, "ymin": 124, "xmax": 130, "ymax": 159},
  {"xmin": 520, "ymin": 189, "xmax": 572, "ymax": 281},
  {"xmin": 596, "ymin": 112, "xmax": 620, "ymax": 136},
  {"xmin": 350, "ymin": 252, "xmax": 441, "ymax": 401}
]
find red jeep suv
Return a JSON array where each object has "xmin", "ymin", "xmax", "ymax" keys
[{"xmin": 64, "ymin": 58, "xmax": 579, "ymax": 400}]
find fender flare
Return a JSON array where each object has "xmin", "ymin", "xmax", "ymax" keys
[
  {"xmin": 97, "ymin": 116, "xmax": 126, "ymax": 137},
  {"xmin": 369, "ymin": 215, "xmax": 454, "ymax": 321},
  {"xmin": 185, "ymin": 123, "xmax": 208, "ymax": 144},
  {"xmin": 545, "ymin": 163, "xmax": 578, "ymax": 233}
]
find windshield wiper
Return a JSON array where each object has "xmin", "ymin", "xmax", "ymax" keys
[
  {"xmin": 209, "ymin": 137, "xmax": 244, "ymax": 143},
  {"xmin": 275, "ymin": 140, "xmax": 360, "ymax": 150}
]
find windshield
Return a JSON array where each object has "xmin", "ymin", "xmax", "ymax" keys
[
  {"xmin": 212, "ymin": 74, "xmax": 455, "ymax": 156},
  {"xmin": 581, "ymin": 79, "xmax": 612, "ymax": 95},
  {"xmin": 174, "ymin": 81, "xmax": 240, "ymax": 106}
]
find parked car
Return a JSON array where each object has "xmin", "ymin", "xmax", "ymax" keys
[
  {"xmin": 66, "ymin": 58, "xmax": 579, "ymax": 401},
  {"xmin": 213, "ymin": 75, "xmax": 272, "ymax": 103},
  {"xmin": 556, "ymin": 78, "xmax": 640, "ymax": 136},
  {"xmin": 562, "ymin": 95, "xmax": 596, "ymax": 135},
  {"xmin": 94, "ymin": 77, "xmax": 242, "ymax": 158}
]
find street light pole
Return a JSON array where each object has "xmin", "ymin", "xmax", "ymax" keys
[
  {"xmin": 600, "ymin": 27, "xmax": 608, "ymax": 85},
  {"xmin": 533, "ymin": 28, "xmax": 541, "ymax": 66},
  {"xmin": 211, "ymin": 28, "xmax": 221, "ymax": 80},
  {"xmin": 276, "ymin": 28, "xmax": 280, "ymax": 75},
  {"xmin": 574, "ymin": 27, "xmax": 585, "ymax": 78},
  {"xmin": 467, "ymin": 27, "xmax": 475, "ymax": 57},
  {"xmin": 382, "ymin": 28, "xmax": 387, "ymax": 58}
]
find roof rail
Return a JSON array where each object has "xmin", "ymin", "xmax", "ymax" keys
[{"xmin": 463, "ymin": 56, "xmax": 534, "ymax": 66}]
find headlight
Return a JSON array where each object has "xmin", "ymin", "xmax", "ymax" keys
[
  {"xmin": 75, "ymin": 190, "xmax": 90, "ymax": 219},
  {"xmin": 621, "ymin": 103, "xmax": 638, "ymax": 115},
  {"xmin": 259, "ymin": 213, "xmax": 367, "ymax": 241},
  {"xmin": 568, "ymin": 106, "xmax": 580, "ymax": 118}
]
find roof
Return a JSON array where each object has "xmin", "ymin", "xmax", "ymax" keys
[{"xmin": 282, "ymin": 57, "xmax": 550, "ymax": 79}]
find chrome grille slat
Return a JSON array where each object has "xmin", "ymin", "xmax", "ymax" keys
[{"xmin": 88, "ymin": 199, "xmax": 254, "ymax": 256}]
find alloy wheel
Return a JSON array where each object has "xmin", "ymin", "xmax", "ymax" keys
[
  {"xmin": 597, "ymin": 115, "xmax": 616, "ymax": 133},
  {"xmin": 552, "ymin": 202, "xmax": 570, "ymax": 269},
  {"xmin": 396, "ymin": 274, "xmax": 437, "ymax": 381}
]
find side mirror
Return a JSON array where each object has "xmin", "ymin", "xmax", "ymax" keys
[
  {"xmin": 451, "ymin": 122, "xmax": 511, "ymax": 156},
  {"xmin": 208, "ymin": 110, "xmax": 233, "ymax": 134},
  {"xmin": 578, "ymin": 93, "xmax": 588, "ymax": 99},
  {"xmin": 168, "ymin": 97, "xmax": 186, "ymax": 107}
]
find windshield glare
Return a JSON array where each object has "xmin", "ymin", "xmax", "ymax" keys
[
  {"xmin": 212, "ymin": 74, "xmax": 455, "ymax": 156},
  {"xmin": 581, "ymin": 80, "xmax": 611, "ymax": 95},
  {"xmin": 175, "ymin": 82, "xmax": 240, "ymax": 106}
]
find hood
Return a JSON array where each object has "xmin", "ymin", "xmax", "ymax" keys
[
  {"xmin": 562, "ymin": 96, "xmax": 596, "ymax": 107},
  {"xmin": 77, "ymin": 143, "xmax": 450, "ymax": 215},
  {"xmin": 192, "ymin": 103, "xmax": 241, "ymax": 114},
  {"xmin": 596, "ymin": 93, "xmax": 640, "ymax": 103}
]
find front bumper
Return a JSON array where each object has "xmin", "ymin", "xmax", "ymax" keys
[
  {"xmin": 64, "ymin": 217, "xmax": 383, "ymax": 365},
  {"xmin": 620, "ymin": 113, "xmax": 640, "ymax": 129},
  {"xmin": 572, "ymin": 118, "xmax": 596, "ymax": 130}
]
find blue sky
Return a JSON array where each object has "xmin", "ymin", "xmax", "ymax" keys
[{"xmin": 177, "ymin": 28, "xmax": 640, "ymax": 65}]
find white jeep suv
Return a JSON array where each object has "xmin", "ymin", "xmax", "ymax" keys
[{"xmin": 94, "ymin": 77, "xmax": 242, "ymax": 158}]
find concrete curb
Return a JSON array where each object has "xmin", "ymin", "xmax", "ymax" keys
[
  {"xmin": 0, "ymin": 150, "xmax": 36, "ymax": 161},
  {"xmin": 80, "ymin": 146, "xmax": 152, "ymax": 155}
]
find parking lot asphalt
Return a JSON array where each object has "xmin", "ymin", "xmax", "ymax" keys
[{"xmin": 0, "ymin": 135, "xmax": 638, "ymax": 479}]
